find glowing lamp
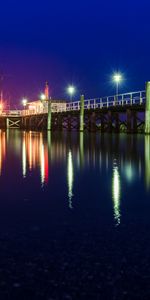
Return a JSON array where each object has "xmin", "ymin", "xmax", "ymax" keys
[
  {"xmin": 40, "ymin": 94, "xmax": 46, "ymax": 101},
  {"xmin": 113, "ymin": 73, "xmax": 122, "ymax": 83},
  {"xmin": 67, "ymin": 86, "xmax": 75, "ymax": 95},
  {"xmin": 113, "ymin": 73, "xmax": 123, "ymax": 96},
  {"xmin": 22, "ymin": 99, "xmax": 28, "ymax": 107}
]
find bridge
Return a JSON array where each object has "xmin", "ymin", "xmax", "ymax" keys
[{"xmin": 1, "ymin": 82, "xmax": 150, "ymax": 133}]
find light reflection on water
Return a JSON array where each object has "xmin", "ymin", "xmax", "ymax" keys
[
  {"xmin": 0, "ymin": 131, "xmax": 149, "ymax": 225},
  {"xmin": 112, "ymin": 160, "xmax": 121, "ymax": 226},
  {"xmin": 67, "ymin": 150, "xmax": 74, "ymax": 209}
]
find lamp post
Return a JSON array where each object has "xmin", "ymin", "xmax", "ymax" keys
[
  {"xmin": 67, "ymin": 85, "xmax": 75, "ymax": 102},
  {"xmin": 22, "ymin": 99, "xmax": 28, "ymax": 115},
  {"xmin": 113, "ymin": 73, "xmax": 122, "ymax": 97}
]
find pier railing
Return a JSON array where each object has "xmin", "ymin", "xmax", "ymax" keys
[
  {"xmin": 21, "ymin": 90, "xmax": 146, "ymax": 116},
  {"xmin": 63, "ymin": 90, "xmax": 146, "ymax": 113}
]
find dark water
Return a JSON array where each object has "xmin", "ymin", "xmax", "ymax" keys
[{"xmin": 0, "ymin": 130, "xmax": 150, "ymax": 299}]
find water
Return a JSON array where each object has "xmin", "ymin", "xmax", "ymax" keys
[{"xmin": 0, "ymin": 130, "xmax": 150, "ymax": 299}]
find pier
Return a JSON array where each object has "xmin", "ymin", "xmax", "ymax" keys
[{"xmin": 1, "ymin": 83, "xmax": 150, "ymax": 133}]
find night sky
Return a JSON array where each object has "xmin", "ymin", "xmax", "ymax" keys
[{"xmin": 0, "ymin": 0, "xmax": 150, "ymax": 105}]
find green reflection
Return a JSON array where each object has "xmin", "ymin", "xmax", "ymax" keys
[
  {"xmin": 79, "ymin": 132, "xmax": 84, "ymax": 167},
  {"xmin": 145, "ymin": 135, "xmax": 150, "ymax": 189},
  {"xmin": 67, "ymin": 150, "xmax": 74, "ymax": 209},
  {"xmin": 124, "ymin": 162, "xmax": 134, "ymax": 183},
  {"xmin": 112, "ymin": 160, "xmax": 121, "ymax": 226}
]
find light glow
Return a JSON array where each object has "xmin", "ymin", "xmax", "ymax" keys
[
  {"xmin": 22, "ymin": 99, "xmax": 27, "ymax": 107},
  {"xmin": 113, "ymin": 73, "xmax": 122, "ymax": 83},
  {"xmin": 40, "ymin": 94, "xmax": 46, "ymax": 101},
  {"xmin": 124, "ymin": 163, "xmax": 134, "ymax": 182},
  {"xmin": 67, "ymin": 86, "xmax": 75, "ymax": 95}
]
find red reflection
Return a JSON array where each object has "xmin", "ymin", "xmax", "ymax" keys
[{"xmin": 22, "ymin": 132, "xmax": 49, "ymax": 184}]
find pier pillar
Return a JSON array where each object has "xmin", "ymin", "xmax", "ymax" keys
[
  {"xmin": 90, "ymin": 112, "xmax": 96, "ymax": 131},
  {"xmin": 133, "ymin": 111, "xmax": 137, "ymax": 133},
  {"xmin": 6, "ymin": 118, "xmax": 9, "ymax": 129},
  {"xmin": 57, "ymin": 114, "xmax": 63, "ymax": 131},
  {"xmin": 29, "ymin": 117, "xmax": 32, "ymax": 129},
  {"xmin": 145, "ymin": 82, "xmax": 150, "ymax": 134},
  {"xmin": 100, "ymin": 114, "xmax": 105, "ymax": 132},
  {"xmin": 67, "ymin": 115, "xmax": 72, "ymax": 131},
  {"xmin": 114, "ymin": 112, "xmax": 119, "ymax": 133},
  {"xmin": 127, "ymin": 109, "xmax": 132, "ymax": 133},
  {"xmin": 108, "ymin": 111, "xmax": 112, "ymax": 133},
  {"xmin": 47, "ymin": 99, "xmax": 52, "ymax": 131},
  {"xmin": 80, "ymin": 95, "xmax": 84, "ymax": 131}
]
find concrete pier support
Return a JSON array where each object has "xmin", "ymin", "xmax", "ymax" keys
[
  {"xmin": 145, "ymin": 82, "xmax": 150, "ymax": 134},
  {"xmin": 47, "ymin": 99, "xmax": 52, "ymax": 130},
  {"xmin": 80, "ymin": 95, "xmax": 84, "ymax": 131}
]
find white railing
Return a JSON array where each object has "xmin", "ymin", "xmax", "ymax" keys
[
  {"xmin": 20, "ymin": 90, "xmax": 146, "ymax": 116},
  {"xmin": 1, "ymin": 110, "xmax": 22, "ymax": 116},
  {"xmin": 52, "ymin": 90, "xmax": 146, "ymax": 113}
]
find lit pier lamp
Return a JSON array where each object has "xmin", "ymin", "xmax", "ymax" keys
[
  {"xmin": 113, "ymin": 73, "xmax": 123, "ymax": 96},
  {"xmin": 22, "ymin": 98, "xmax": 28, "ymax": 107},
  {"xmin": 67, "ymin": 85, "xmax": 75, "ymax": 101},
  {"xmin": 40, "ymin": 94, "xmax": 46, "ymax": 101}
]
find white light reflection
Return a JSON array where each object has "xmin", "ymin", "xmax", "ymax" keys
[
  {"xmin": 67, "ymin": 150, "xmax": 74, "ymax": 209},
  {"xmin": 112, "ymin": 160, "xmax": 121, "ymax": 226},
  {"xmin": 40, "ymin": 134, "xmax": 45, "ymax": 186},
  {"xmin": 29, "ymin": 131, "xmax": 32, "ymax": 170},
  {"xmin": 22, "ymin": 133, "xmax": 26, "ymax": 178}
]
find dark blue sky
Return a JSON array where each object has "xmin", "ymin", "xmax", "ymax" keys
[{"xmin": 0, "ymin": 0, "xmax": 150, "ymax": 104}]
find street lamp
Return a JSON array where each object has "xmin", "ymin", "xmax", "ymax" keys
[
  {"xmin": 113, "ymin": 73, "xmax": 122, "ymax": 96},
  {"xmin": 67, "ymin": 85, "xmax": 75, "ymax": 101},
  {"xmin": 22, "ymin": 98, "xmax": 28, "ymax": 116},
  {"xmin": 22, "ymin": 98, "xmax": 27, "ymax": 107},
  {"xmin": 40, "ymin": 94, "xmax": 46, "ymax": 101}
]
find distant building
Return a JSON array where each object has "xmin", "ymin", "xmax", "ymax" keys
[
  {"xmin": 24, "ymin": 82, "xmax": 67, "ymax": 114},
  {"xmin": 25, "ymin": 99, "xmax": 67, "ymax": 114}
]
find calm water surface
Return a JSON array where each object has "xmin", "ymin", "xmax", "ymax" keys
[{"xmin": 0, "ymin": 130, "xmax": 150, "ymax": 299}]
